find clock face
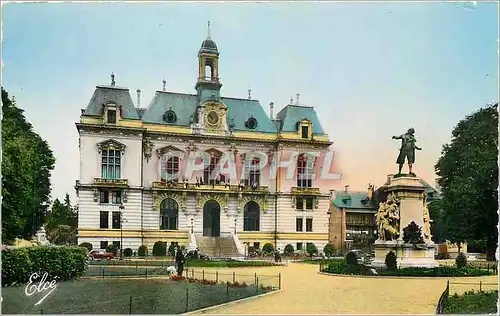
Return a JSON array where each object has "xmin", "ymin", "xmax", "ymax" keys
[{"xmin": 207, "ymin": 111, "xmax": 219, "ymax": 125}]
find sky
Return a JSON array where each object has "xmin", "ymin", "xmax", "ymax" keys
[{"xmin": 2, "ymin": 1, "xmax": 498, "ymax": 203}]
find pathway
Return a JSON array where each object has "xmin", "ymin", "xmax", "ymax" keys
[{"xmin": 192, "ymin": 262, "xmax": 498, "ymax": 314}]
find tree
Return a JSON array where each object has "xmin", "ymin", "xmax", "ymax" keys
[
  {"xmin": 428, "ymin": 199, "xmax": 445, "ymax": 243},
  {"xmin": 46, "ymin": 194, "xmax": 77, "ymax": 232},
  {"xmin": 402, "ymin": 221, "xmax": 424, "ymax": 245},
  {"xmin": 48, "ymin": 225, "xmax": 77, "ymax": 245},
  {"xmin": 435, "ymin": 103, "xmax": 498, "ymax": 260},
  {"xmin": 1, "ymin": 88, "xmax": 55, "ymax": 243}
]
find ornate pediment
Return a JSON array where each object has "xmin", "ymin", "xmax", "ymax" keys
[
  {"xmin": 96, "ymin": 139, "xmax": 126, "ymax": 153},
  {"xmin": 152, "ymin": 191, "xmax": 187, "ymax": 212},
  {"xmin": 156, "ymin": 145, "xmax": 184, "ymax": 158},
  {"xmin": 205, "ymin": 147, "xmax": 223, "ymax": 158}
]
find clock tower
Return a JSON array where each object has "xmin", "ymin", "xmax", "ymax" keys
[{"xmin": 193, "ymin": 22, "xmax": 228, "ymax": 135}]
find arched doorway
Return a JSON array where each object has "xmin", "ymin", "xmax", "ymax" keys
[
  {"xmin": 243, "ymin": 201, "xmax": 260, "ymax": 231},
  {"xmin": 203, "ymin": 200, "xmax": 220, "ymax": 237}
]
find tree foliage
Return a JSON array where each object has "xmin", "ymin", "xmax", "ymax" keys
[
  {"xmin": 402, "ymin": 221, "xmax": 424, "ymax": 245},
  {"xmin": 1, "ymin": 88, "xmax": 55, "ymax": 243},
  {"xmin": 48, "ymin": 224, "xmax": 77, "ymax": 245},
  {"xmin": 435, "ymin": 104, "xmax": 498, "ymax": 260}
]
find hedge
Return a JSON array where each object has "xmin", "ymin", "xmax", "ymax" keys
[
  {"xmin": 123, "ymin": 248, "xmax": 133, "ymax": 257},
  {"xmin": 153, "ymin": 241, "xmax": 167, "ymax": 256},
  {"xmin": 79, "ymin": 242, "xmax": 93, "ymax": 252},
  {"xmin": 323, "ymin": 261, "xmax": 492, "ymax": 277},
  {"xmin": 262, "ymin": 243, "xmax": 274, "ymax": 254},
  {"xmin": 2, "ymin": 246, "xmax": 88, "ymax": 286},
  {"xmin": 138, "ymin": 245, "xmax": 148, "ymax": 257}
]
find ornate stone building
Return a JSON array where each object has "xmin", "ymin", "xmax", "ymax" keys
[{"xmin": 76, "ymin": 31, "xmax": 339, "ymax": 256}]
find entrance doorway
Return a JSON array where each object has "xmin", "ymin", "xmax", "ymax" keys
[{"xmin": 203, "ymin": 200, "xmax": 220, "ymax": 237}]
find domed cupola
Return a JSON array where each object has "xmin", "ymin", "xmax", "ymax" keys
[{"xmin": 195, "ymin": 21, "xmax": 222, "ymax": 94}]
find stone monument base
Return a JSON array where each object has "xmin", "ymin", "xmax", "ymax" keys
[{"xmin": 371, "ymin": 240, "xmax": 439, "ymax": 268}]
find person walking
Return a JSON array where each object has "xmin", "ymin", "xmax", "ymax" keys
[{"xmin": 175, "ymin": 247, "xmax": 185, "ymax": 276}]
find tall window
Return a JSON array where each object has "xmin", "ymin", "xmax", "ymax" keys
[
  {"xmin": 204, "ymin": 154, "xmax": 225, "ymax": 184},
  {"xmin": 296, "ymin": 197, "xmax": 304, "ymax": 210},
  {"xmin": 100, "ymin": 241, "xmax": 108, "ymax": 249},
  {"xmin": 160, "ymin": 198, "xmax": 178, "ymax": 230},
  {"xmin": 107, "ymin": 109, "xmax": 117, "ymax": 124},
  {"xmin": 101, "ymin": 149, "xmax": 121, "ymax": 179},
  {"xmin": 296, "ymin": 218, "xmax": 303, "ymax": 232},
  {"xmin": 301, "ymin": 126, "xmax": 309, "ymax": 139},
  {"xmin": 112, "ymin": 211, "xmax": 121, "ymax": 229},
  {"xmin": 243, "ymin": 201, "xmax": 260, "ymax": 231},
  {"xmin": 306, "ymin": 218, "xmax": 313, "ymax": 232},
  {"xmin": 305, "ymin": 197, "xmax": 314, "ymax": 210},
  {"xmin": 297, "ymin": 154, "xmax": 313, "ymax": 188},
  {"xmin": 112, "ymin": 241, "xmax": 120, "ymax": 249},
  {"xmin": 244, "ymin": 157, "xmax": 261, "ymax": 187},
  {"xmin": 296, "ymin": 242, "xmax": 303, "ymax": 251},
  {"xmin": 100, "ymin": 189, "xmax": 122, "ymax": 204},
  {"xmin": 100, "ymin": 211, "xmax": 109, "ymax": 228},
  {"xmin": 160, "ymin": 156, "xmax": 180, "ymax": 182}
]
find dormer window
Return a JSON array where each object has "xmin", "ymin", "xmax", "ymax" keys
[
  {"xmin": 245, "ymin": 117, "xmax": 258, "ymax": 130},
  {"xmin": 107, "ymin": 109, "xmax": 117, "ymax": 124},
  {"xmin": 301, "ymin": 126, "xmax": 309, "ymax": 139},
  {"xmin": 163, "ymin": 109, "xmax": 177, "ymax": 124},
  {"xmin": 296, "ymin": 119, "xmax": 313, "ymax": 140}
]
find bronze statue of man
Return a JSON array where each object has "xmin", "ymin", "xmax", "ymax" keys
[{"xmin": 392, "ymin": 128, "xmax": 422, "ymax": 175}]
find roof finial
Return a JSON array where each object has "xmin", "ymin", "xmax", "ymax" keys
[
  {"xmin": 248, "ymin": 88, "xmax": 252, "ymax": 100},
  {"xmin": 111, "ymin": 72, "xmax": 116, "ymax": 86},
  {"xmin": 162, "ymin": 79, "xmax": 166, "ymax": 91},
  {"xmin": 207, "ymin": 21, "xmax": 211, "ymax": 38},
  {"xmin": 290, "ymin": 96, "xmax": 294, "ymax": 104},
  {"xmin": 296, "ymin": 93, "xmax": 300, "ymax": 105}
]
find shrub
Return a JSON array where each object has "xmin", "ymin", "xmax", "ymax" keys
[
  {"xmin": 456, "ymin": 252, "xmax": 468, "ymax": 268},
  {"xmin": 385, "ymin": 251, "xmax": 397, "ymax": 271},
  {"xmin": 345, "ymin": 251, "xmax": 358, "ymax": 266},
  {"xmin": 106, "ymin": 244, "xmax": 119, "ymax": 255},
  {"xmin": 123, "ymin": 248, "xmax": 133, "ymax": 257},
  {"xmin": 138, "ymin": 245, "xmax": 148, "ymax": 257},
  {"xmin": 402, "ymin": 221, "xmax": 424, "ymax": 244},
  {"xmin": 79, "ymin": 242, "xmax": 93, "ymax": 252},
  {"xmin": 306, "ymin": 243, "xmax": 318, "ymax": 257},
  {"xmin": 284, "ymin": 244, "xmax": 294, "ymax": 255},
  {"xmin": 153, "ymin": 241, "xmax": 167, "ymax": 256},
  {"xmin": 262, "ymin": 243, "xmax": 274, "ymax": 254},
  {"xmin": 323, "ymin": 244, "xmax": 335, "ymax": 257},
  {"xmin": 2, "ymin": 246, "xmax": 88, "ymax": 286}
]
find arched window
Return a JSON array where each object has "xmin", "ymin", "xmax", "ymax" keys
[
  {"xmin": 243, "ymin": 201, "xmax": 260, "ymax": 231},
  {"xmin": 204, "ymin": 153, "xmax": 225, "ymax": 185},
  {"xmin": 244, "ymin": 157, "xmax": 260, "ymax": 187},
  {"xmin": 297, "ymin": 154, "xmax": 313, "ymax": 188},
  {"xmin": 205, "ymin": 65, "xmax": 212, "ymax": 80},
  {"xmin": 160, "ymin": 156, "xmax": 179, "ymax": 182},
  {"xmin": 160, "ymin": 198, "xmax": 178, "ymax": 230}
]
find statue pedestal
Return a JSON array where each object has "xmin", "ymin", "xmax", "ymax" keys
[
  {"xmin": 371, "ymin": 175, "xmax": 438, "ymax": 268},
  {"xmin": 371, "ymin": 240, "xmax": 438, "ymax": 268}
]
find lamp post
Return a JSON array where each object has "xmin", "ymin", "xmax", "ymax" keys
[
  {"xmin": 119, "ymin": 204, "xmax": 125, "ymax": 260},
  {"xmin": 234, "ymin": 218, "xmax": 237, "ymax": 234},
  {"xmin": 191, "ymin": 218, "xmax": 194, "ymax": 234}
]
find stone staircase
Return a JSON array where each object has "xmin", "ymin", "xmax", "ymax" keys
[{"xmin": 196, "ymin": 236, "xmax": 240, "ymax": 258}]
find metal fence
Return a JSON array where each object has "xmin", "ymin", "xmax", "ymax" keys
[
  {"xmin": 436, "ymin": 281, "xmax": 499, "ymax": 314},
  {"xmin": 85, "ymin": 265, "xmax": 281, "ymax": 289}
]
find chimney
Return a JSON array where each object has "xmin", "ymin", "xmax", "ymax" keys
[
  {"xmin": 269, "ymin": 102, "xmax": 274, "ymax": 120},
  {"xmin": 344, "ymin": 185, "xmax": 349, "ymax": 193},
  {"xmin": 329, "ymin": 189, "xmax": 336, "ymax": 200},
  {"xmin": 367, "ymin": 184, "xmax": 374, "ymax": 200},
  {"xmin": 136, "ymin": 89, "xmax": 141, "ymax": 107},
  {"xmin": 162, "ymin": 79, "xmax": 167, "ymax": 92}
]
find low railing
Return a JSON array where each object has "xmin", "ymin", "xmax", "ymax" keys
[
  {"xmin": 436, "ymin": 281, "xmax": 450, "ymax": 314},
  {"xmin": 93, "ymin": 178, "xmax": 128, "ymax": 186}
]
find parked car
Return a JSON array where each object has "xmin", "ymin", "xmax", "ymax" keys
[{"xmin": 88, "ymin": 250, "xmax": 115, "ymax": 260}]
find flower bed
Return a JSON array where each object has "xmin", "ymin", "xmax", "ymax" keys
[
  {"xmin": 169, "ymin": 275, "xmax": 250, "ymax": 288},
  {"xmin": 443, "ymin": 290, "xmax": 498, "ymax": 314}
]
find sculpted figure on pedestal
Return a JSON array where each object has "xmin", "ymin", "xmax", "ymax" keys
[{"xmin": 375, "ymin": 193, "xmax": 400, "ymax": 241}]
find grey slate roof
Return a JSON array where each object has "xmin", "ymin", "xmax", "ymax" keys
[
  {"xmin": 83, "ymin": 85, "xmax": 139, "ymax": 120},
  {"xmin": 333, "ymin": 191, "xmax": 377, "ymax": 211},
  {"xmin": 275, "ymin": 105, "xmax": 326, "ymax": 135},
  {"xmin": 140, "ymin": 91, "xmax": 278, "ymax": 133}
]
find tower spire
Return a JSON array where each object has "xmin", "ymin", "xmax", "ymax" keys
[{"xmin": 207, "ymin": 21, "xmax": 211, "ymax": 38}]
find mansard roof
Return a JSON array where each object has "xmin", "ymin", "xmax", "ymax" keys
[
  {"xmin": 275, "ymin": 104, "xmax": 326, "ymax": 135},
  {"xmin": 83, "ymin": 85, "xmax": 139, "ymax": 120}
]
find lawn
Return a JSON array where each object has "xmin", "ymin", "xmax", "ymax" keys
[
  {"xmin": 443, "ymin": 290, "xmax": 498, "ymax": 314},
  {"xmin": 89, "ymin": 258, "xmax": 277, "ymax": 268},
  {"xmin": 2, "ymin": 278, "xmax": 269, "ymax": 314}
]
